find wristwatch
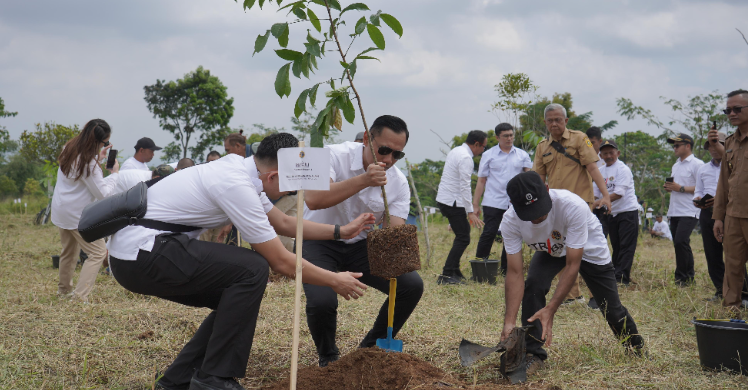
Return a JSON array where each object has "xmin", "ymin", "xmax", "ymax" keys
[{"xmin": 679, "ymin": 186, "xmax": 685, "ymax": 193}]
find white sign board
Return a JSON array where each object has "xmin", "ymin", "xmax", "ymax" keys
[{"xmin": 278, "ymin": 147, "xmax": 331, "ymax": 191}]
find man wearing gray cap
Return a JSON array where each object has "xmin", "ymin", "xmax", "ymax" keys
[
  {"xmin": 594, "ymin": 140, "xmax": 640, "ymax": 286},
  {"xmin": 121, "ymin": 137, "xmax": 162, "ymax": 171},
  {"xmin": 354, "ymin": 132, "xmax": 364, "ymax": 143}
]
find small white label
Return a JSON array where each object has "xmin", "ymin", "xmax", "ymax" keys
[{"xmin": 278, "ymin": 147, "xmax": 331, "ymax": 191}]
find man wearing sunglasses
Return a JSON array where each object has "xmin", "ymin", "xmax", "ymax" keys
[
  {"xmin": 712, "ymin": 89, "xmax": 749, "ymax": 309},
  {"xmin": 665, "ymin": 133, "xmax": 704, "ymax": 287},
  {"xmin": 303, "ymin": 115, "xmax": 424, "ymax": 368}
]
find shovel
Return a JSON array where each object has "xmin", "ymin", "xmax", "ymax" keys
[
  {"xmin": 376, "ymin": 278, "xmax": 403, "ymax": 352},
  {"xmin": 458, "ymin": 325, "xmax": 534, "ymax": 384}
]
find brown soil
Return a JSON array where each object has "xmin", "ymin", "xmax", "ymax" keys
[
  {"xmin": 259, "ymin": 347, "xmax": 553, "ymax": 390},
  {"xmin": 367, "ymin": 224, "xmax": 421, "ymax": 280}
]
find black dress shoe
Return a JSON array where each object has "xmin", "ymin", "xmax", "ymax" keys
[
  {"xmin": 189, "ymin": 373, "xmax": 245, "ymax": 390},
  {"xmin": 319, "ymin": 354, "xmax": 339, "ymax": 367},
  {"xmin": 437, "ymin": 275, "xmax": 465, "ymax": 285}
]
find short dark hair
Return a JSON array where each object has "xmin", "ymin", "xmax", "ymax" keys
[
  {"xmin": 494, "ymin": 123, "xmax": 514, "ymax": 136},
  {"xmin": 225, "ymin": 133, "xmax": 247, "ymax": 147},
  {"xmin": 727, "ymin": 89, "xmax": 748, "ymax": 98},
  {"xmin": 255, "ymin": 132, "xmax": 299, "ymax": 166},
  {"xmin": 586, "ymin": 126, "xmax": 602, "ymax": 140},
  {"xmin": 176, "ymin": 158, "xmax": 195, "ymax": 170},
  {"xmin": 466, "ymin": 130, "xmax": 488, "ymax": 146},
  {"xmin": 369, "ymin": 115, "xmax": 409, "ymax": 143},
  {"xmin": 207, "ymin": 150, "xmax": 221, "ymax": 159}
]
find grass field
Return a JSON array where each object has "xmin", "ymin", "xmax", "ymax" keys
[{"xmin": 0, "ymin": 213, "xmax": 747, "ymax": 389}]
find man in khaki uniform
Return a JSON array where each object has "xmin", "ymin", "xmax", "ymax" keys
[
  {"xmin": 712, "ymin": 89, "xmax": 748, "ymax": 309},
  {"xmin": 533, "ymin": 103, "xmax": 612, "ymax": 303}
]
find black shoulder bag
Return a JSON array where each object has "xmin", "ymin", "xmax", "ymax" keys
[
  {"xmin": 78, "ymin": 179, "xmax": 200, "ymax": 243},
  {"xmin": 548, "ymin": 140, "xmax": 581, "ymax": 165}
]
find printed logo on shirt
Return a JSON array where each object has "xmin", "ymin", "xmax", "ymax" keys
[
  {"xmin": 609, "ymin": 176, "xmax": 615, "ymax": 181},
  {"xmin": 551, "ymin": 230, "xmax": 562, "ymax": 240},
  {"xmin": 527, "ymin": 240, "xmax": 565, "ymax": 256}
]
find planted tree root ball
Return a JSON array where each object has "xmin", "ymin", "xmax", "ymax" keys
[{"xmin": 367, "ymin": 224, "xmax": 421, "ymax": 279}]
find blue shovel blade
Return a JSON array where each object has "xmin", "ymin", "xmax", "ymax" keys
[{"xmin": 376, "ymin": 327, "xmax": 403, "ymax": 352}]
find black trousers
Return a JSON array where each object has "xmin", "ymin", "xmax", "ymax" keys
[
  {"xmin": 608, "ymin": 210, "xmax": 639, "ymax": 284},
  {"xmin": 670, "ymin": 216, "xmax": 698, "ymax": 283},
  {"xmin": 475, "ymin": 206, "xmax": 508, "ymax": 273},
  {"xmin": 302, "ymin": 239, "xmax": 424, "ymax": 360},
  {"xmin": 110, "ymin": 233, "xmax": 269, "ymax": 386},
  {"xmin": 522, "ymin": 252, "xmax": 643, "ymax": 360},
  {"xmin": 699, "ymin": 208, "xmax": 725, "ymax": 294},
  {"xmin": 438, "ymin": 201, "xmax": 471, "ymax": 278},
  {"xmin": 593, "ymin": 207, "xmax": 610, "ymax": 239}
]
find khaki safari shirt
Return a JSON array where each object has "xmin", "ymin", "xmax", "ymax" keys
[
  {"xmin": 713, "ymin": 130, "xmax": 747, "ymax": 220},
  {"xmin": 533, "ymin": 128, "xmax": 600, "ymax": 203}
]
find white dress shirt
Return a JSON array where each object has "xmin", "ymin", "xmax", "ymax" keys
[
  {"xmin": 303, "ymin": 142, "xmax": 410, "ymax": 244},
  {"xmin": 652, "ymin": 220, "xmax": 672, "ymax": 241},
  {"xmin": 501, "ymin": 189, "xmax": 611, "ymax": 265},
  {"xmin": 51, "ymin": 159, "xmax": 120, "ymax": 230},
  {"xmin": 243, "ymin": 155, "xmax": 259, "ymax": 180},
  {"xmin": 115, "ymin": 169, "xmax": 152, "ymax": 193},
  {"xmin": 436, "ymin": 143, "xmax": 475, "ymax": 213},
  {"xmin": 108, "ymin": 154, "xmax": 275, "ymax": 260},
  {"xmin": 121, "ymin": 156, "xmax": 149, "ymax": 171},
  {"xmin": 593, "ymin": 159, "xmax": 639, "ymax": 216},
  {"xmin": 667, "ymin": 154, "xmax": 704, "ymax": 218},
  {"xmin": 694, "ymin": 159, "xmax": 721, "ymax": 199},
  {"xmin": 477, "ymin": 145, "xmax": 532, "ymax": 210}
]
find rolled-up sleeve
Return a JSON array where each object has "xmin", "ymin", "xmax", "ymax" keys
[
  {"xmin": 564, "ymin": 203, "xmax": 589, "ymax": 249},
  {"xmin": 614, "ymin": 165, "xmax": 634, "ymax": 197},
  {"xmin": 500, "ymin": 216, "xmax": 523, "ymax": 255}
]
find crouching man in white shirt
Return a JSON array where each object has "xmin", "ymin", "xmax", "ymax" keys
[
  {"xmin": 500, "ymin": 172, "xmax": 644, "ymax": 375},
  {"xmin": 593, "ymin": 140, "xmax": 640, "ymax": 286},
  {"xmin": 107, "ymin": 133, "xmax": 374, "ymax": 390},
  {"xmin": 650, "ymin": 215, "xmax": 672, "ymax": 241},
  {"xmin": 303, "ymin": 115, "xmax": 424, "ymax": 367}
]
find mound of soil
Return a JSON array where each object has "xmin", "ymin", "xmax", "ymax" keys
[{"xmin": 260, "ymin": 347, "xmax": 553, "ymax": 390}]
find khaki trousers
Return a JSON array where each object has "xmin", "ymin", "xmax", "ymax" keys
[
  {"xmin": 722, "ymin": 216, "xmax": 748, "ymax": 307},
  {"xmin": 58, "ymin": 228, "xmax": 107, "ymax": 300}
]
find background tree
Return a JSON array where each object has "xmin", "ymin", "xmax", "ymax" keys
[
  {"xmin": 19, "ymin": 122, "xmax": 80, "ymax": 164},
  {"xmin": 0, "ymin": 175, "xmax": 18, "ymax": 197},
  {"xmin": 490, "ymin": 73, "xmax": 541, "ymax": 151},
  {"xmin": 405, "ymin": 159, "xmax": 444, "ymax": 208},
  {"xmin": 0, "ymin": 97, "xmax": 19, "ymax": 158},
  {"xmin": 144, "ymin": 66, "xmax": 235, "ymax": 160}
]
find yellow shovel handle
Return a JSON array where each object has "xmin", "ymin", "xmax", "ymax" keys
[{"xmin": 388, "ymin": 278, "xmax": 397, "ymax": 328}]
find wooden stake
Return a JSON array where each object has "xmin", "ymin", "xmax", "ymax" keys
[
  {"xmin": 404, "ymin": 159, "xmax": 430, "ymax": 267},
  {"xmin": 290, "ymin": 141, "xmax": 306, "ymax": 390}
]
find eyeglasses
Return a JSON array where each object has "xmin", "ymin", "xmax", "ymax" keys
[
  {"xmin": 672, "ymin": 143, "xmax": 687, "ymax": 149},
  {"xmin": 498, "ymin": 133, "xmax": 514, "ymax": 139},
  {"xmin": 103, "ymin": 141, "xmax": 110, "ymax": 147},
  {"xmin": 377, "ymin": 145, "xmax": 405, "ymax": 160},
  {"xmin": 256, "ymin": 169, "xmax": 276, "ymax": 178},
  {"xmin": 723, "ymin": 106, "xmax": 748, "ymax": 115}
]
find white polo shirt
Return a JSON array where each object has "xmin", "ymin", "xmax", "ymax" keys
[
  {"xmin": 243, "ymin": 155, "xmax": 260, "ymax": 180},
  {"xmin": 652, "ymin": 220, "xmax": 672, "ymax": 241},
  {"xmin": 108, "ymin": 154, "xmax": 276, "ymax": 260},
  {"xmin": 436, "ymin": 143, "xmax": 475, "ymax": 213},
  {"xmin": 477, "ymin": 145, "xmax": 532, "ymax": 210},
  {"xmin": 667, "ymin": 154, "xmax": 703, "ymax": 218},
  {"xmin": 500, "ymin": 189, "xmax": 611, "ymax": 266},
  {"xmin": 593, "ymin": 159, "xmax": 639, "ymax": 216},
  {"xmin": 115, "ymin": 169, "xmax": 152, "ymax": 193},
  {"xmin": 303, "ymin": 142, "xmax": 410, "ymax": 244},
  {"xmin": 694, "ymin": 159, "xmax": 721, "ymax": 199},
  {"xmin": 121, "ymin": 156, "xmax": 150, "ymax": 171},
  {"xmin": 51, "ymin": 158, "xmax": 120, "ymax": 230}
]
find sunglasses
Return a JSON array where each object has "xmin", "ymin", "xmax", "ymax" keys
[
  {"xmin": 723, "ymin": 106, "xmax": 748, "ymax": 115},
  {"xmin": 103, "ymin": 141, "xmax": 110, "ymax": 147},
  {"xmin": 672, "ymin": 143, "xmax": 687, "ymax": 149},
  {"xmin": 378, "ymin": 145, "xmax": 405, "ymax": 160}
]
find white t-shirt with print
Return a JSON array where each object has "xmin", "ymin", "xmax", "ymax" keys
[
  {"xmin": 303, "ymin": 141, "xmax": 410, "ymax": 244},
  {"xmin": 593, "ymin": 159, "xmax": 639, "ymax": 216},
  {"xmin": 500, "ymin": 189, "xmax": 611, "ymax": 265}
]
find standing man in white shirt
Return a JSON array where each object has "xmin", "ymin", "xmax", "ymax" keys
[
  {"xmin": 500, "ymin": 172, "xmax": 644, "ymax": 375},
  {"xmin": 120, "ymin": 137, "xmax": 161, "ymax": 171},
  {"xmin": 436, "ymin": 130, "xmax": 487, "ymax": 284},
  {"xmin": 664, "ymin": 133, "xmax": 704, "ymax": 286},
  {"xmin": 694, "ymin": 133, "xmax": 729, "ymax": 301},
  {"xmin": 586, "ymin": 127, "xmax": 608, "ymax": 237},
  {"xmin": 473, "ymin": 123, "xmax": 532, "ymax": 274},
  {"xmin": 650, "ymin": 215, "xmax": 672, "ymax": 240},
  {"xmin": 593, "ymin": 140, "xmax": 640, "ymax": 285},
  {"xmin": 108, "ymin": 133, "xmax": 373, "ymax": 390},
  {"xmin": 303, "ymin": 115, "xmax": 424, "ymax": 367}
]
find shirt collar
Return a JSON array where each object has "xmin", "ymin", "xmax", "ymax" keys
[
  {"xmin": 461, "ymin": 143, "xmax": 473, "ymax": 156},
  {"xmin": 496, "ymin": 145, "xmax": 515, "ymax": 155},
  {"xmin": 711, "ymin": 159, "xmax": 721, "ymax": 167},
  {"xmin": 679, "ymin": 153, "xmax": 695, "ymax": 163},
  {"xmin": 562, "ymin": 128, "xmax": 571, "ymax": 140}
]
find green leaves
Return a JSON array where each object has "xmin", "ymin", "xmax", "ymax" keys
[
  {"xmin": 366, "ymin": 24, "xmax": 385, "ymax": 49},
  {"xmin": 354, "ymin": 16, "xmax": 367, "ymax": 35},
  {"xmin": 253, "ymin": 30, "xmax": 271, "ymax": 56},
  {"xmin": 275, "ymin": 49, "xmax": 303, "ymax": 61},
  {"xmin": 275, "ymin": 63, "xmax": 291, "ymax": 98},
  {"xmin": 307, "ymin": 8, "xmax": 321, "ymax": 32},
  {"xmin": 341, "ymin": 3, "xmax": 369, "ymax": 14},
  {"xmin": 242, "ymin": 0, "xmax": 256, "ymax": 10},
  {"xmin": 369, "ymin": 10, "xmax": 381, "ymax": 26},
  {"xmin": 270, "ymin": 23, "xmax": 289, "ymax": 47},
  {"xmin": 295, "ymin": 89, "xmax": 309, "ymax": 118},
  {"xmin": 380, "ymin": 13, "xmax": 403, "ymax": 37},
  {"xmin": 342, "ymin": 95, "xmax": 355, "ymax": 123},
  {"xmin": 292, "ymin": 7, "xmax": 307, "ymax": 20}
]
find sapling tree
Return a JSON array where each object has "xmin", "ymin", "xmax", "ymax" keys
[{"xmin": 236, "ymin": 0, "xmax": 403, "ymax": 225}]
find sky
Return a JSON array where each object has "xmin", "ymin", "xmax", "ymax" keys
[{"xmin": 0, "ymin": 0, "xmax": 747, "ymax": 168}]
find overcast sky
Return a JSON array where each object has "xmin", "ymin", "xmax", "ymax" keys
[{"xmin": 1, "ymin": 0, "xmax": 747, "ymax": 168}]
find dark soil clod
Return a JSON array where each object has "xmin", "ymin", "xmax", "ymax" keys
[{"xmin": 367, "ymin": 224, "xmax": 421, "ymax": 279}]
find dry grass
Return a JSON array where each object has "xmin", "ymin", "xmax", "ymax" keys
[{"xmin": 0, "ymin": 213, "xmax": 747, "ymax": 389}]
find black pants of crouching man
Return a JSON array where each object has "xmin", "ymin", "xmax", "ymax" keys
[
  {"xmin": 475, "ymin": 206, "xmax": 508, "ymax": 274},
  {"xmin": 109, "ymin": 233, "xmax": 269, "ymax": 388},
  {"xmin": 437, "ymin": 201, "xmax": 471, "ymax": 278},
  {"xmin": 522, "ymin": 251, "xmax": 644, "ymax": 360},
  {"xmin": 302, "ymin": 239, "xmax": 424, "ymax": 362},
  {"xmin": 669, "ymin": 216, "xmax": 698, "ymax": 284},
  {"xmin": 608, "ymin": 210, "xmax": 639, "ymax": 284}
]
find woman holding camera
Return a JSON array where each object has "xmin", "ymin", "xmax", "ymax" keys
[{"xmin": 51, "ymin": 119, "xmax": 120, "ymax": 302}]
